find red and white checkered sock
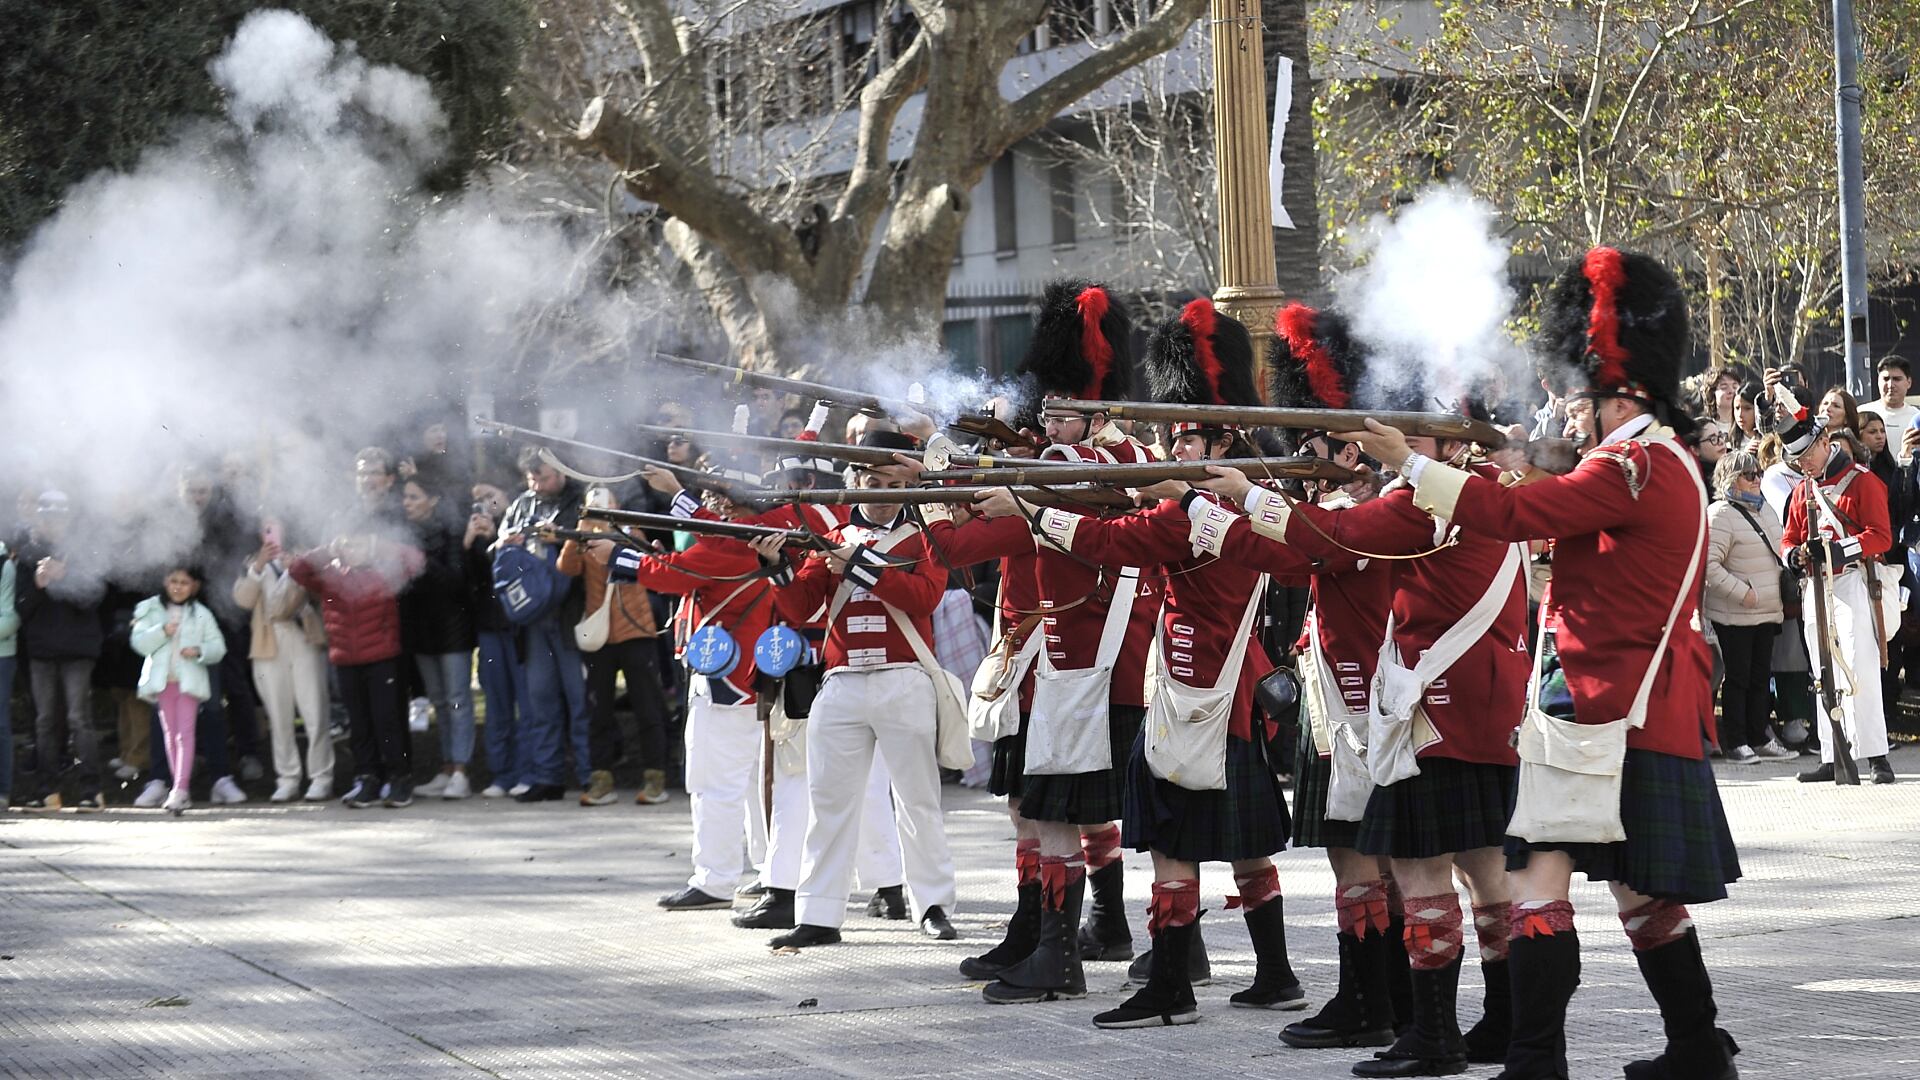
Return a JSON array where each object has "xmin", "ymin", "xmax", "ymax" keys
[
  {"xmin": 1401, "ymin": 891, "xmax": 1465, "ymax": 970},
  {"xmin": 1512, "ymin": 899, "xmax": 1576, "ymax": 940},
  {"xmin": 1335, "ymin": 878, "xmax": 1392, "ymax": 939},
  {"xmin": 1473, "ymin": 901, "xmax": 1513, "ymax": 962},
  {"xmin": 1619, "ymin": 899, "xmax": 1692, "ymax": 952}
]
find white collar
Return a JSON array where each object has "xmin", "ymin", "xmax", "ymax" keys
[{"xmin": 1600, "ymin": 412, "xmax": 1656, "ymax": 445}]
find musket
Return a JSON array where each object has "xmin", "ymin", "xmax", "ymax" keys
[
  {"xmin": 580, "ymin": 507, "xmax": 835, "ymax": 551},
  {"xmin": 532, "ymin": 524, "xmax": 646, "ymax": 551},
  {"xmin": 918, "ymin": 456, "xmax": 1358, "ymax": 488},
  {"xmin": 628, "ymin": 422, "xmax": 1064, "ymax": 471},
  {"xmin": 649, "ymin": 352, "xmax": 1043, "ymax": 450},
  {"xmin": 1802, "ymin": 485, "xmax": 1862, "ymax": 785},
  {"xmin": 474, "ymin": 418, "xmax": 762, "ymax": 502},
  {"xmin": 1051, "ymin": 400, "xmax": 1580, "ymax": 475},
  {"xmin": 727, "ymin": 485, "xmax": 1138, "ymax": 512}
]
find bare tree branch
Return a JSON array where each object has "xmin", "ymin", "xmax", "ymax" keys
[{"xmin": 998, "ymin": 0, "xmax": 1208, "ymax": 148}]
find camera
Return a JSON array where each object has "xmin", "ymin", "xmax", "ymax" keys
[{"xmin": 472, "ymin": 501, "xmax": 488, "ymax": 518}]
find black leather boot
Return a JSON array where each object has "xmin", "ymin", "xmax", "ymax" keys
[
  {"xmin": 1352, "ymin": 953, "xmax": 1468, "ymax": 1077},
  {"xmin": 1462, "ymin": 959, "xmax": 1511, "ymax": 1063},
  {"xmin": 1230, "ymin": 897, "xmax": 1308, "ymax": 1010},
  {"xmin": 1125, "ymin": 919, "xmax": 1210, "ymax": 986},
  {"xmin": 1386, "ymin": 913, "xmax": 1415, "ymax": 1035},
  {"xmin": 959, "ymin": 881, "xmax": 1043, "ymax": 980},
  {"xmin": 1493, "ymin": 929, "xmax": 1579, "ymax": 1080},
  {"xmin": 730, "ymin": 887, "xmax": 795, "ymax": 929},
  {"xmin": 984, "ymin": 874, "xmax": 1087, "ymax": 1003},
  {"xmin": 1092, "ymin": 918, "xmax": 1200, "ymax": 1028},
  {"xmin": 1621, "ymin": 929, "xmax": 1739, "ymax": 1080},
  {"xmin": 1078, "ymin": 860, "xmax": 1134, "ymax": 961},
  {"xmin": 1282, "ymin": 930, "xmax": 1397, "ymax": 1049}
]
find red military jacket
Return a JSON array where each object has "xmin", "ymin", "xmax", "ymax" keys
[
  {"xmin": 1780, "ymin": 464, "xmax": 1893, "ymax": 562},
  {"xmin": 1413, "ymin": 430, "xmax": 1715, "ymax": 758},
  {"xmin": 1031, "ymin": 495, "xmax": 1279, "ymax": 742},
  {"xmin": 925, "ymin": 512, "xmax": 1157, "ymax": 708},
  {"xmin": 1209, "ymin": 501, "xmax": 1395, "ymax": 737},
  {"xmin": 1263, "ymin": 470, "xmax": 1527, "ymax": 766},
  {"xmin": 772, "ymin": 512, "xmax": 947, "ymax": 673},
  {"xmin": 610, "ymin": 533, "xmax": 773, "ymax": 703}
]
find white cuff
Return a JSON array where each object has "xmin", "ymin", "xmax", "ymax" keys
[
  {"xmin": 669, "ymin": 490, "xmax": 700, "ymax": 519},
  {"xmin": 1187, "ymin": 499, "xmax": 1238, "ymax": 558},
  {"xmin": 1403, "ymin": 453, "xmax": 1433, "ymax": 485},
  {"xmin": 1247, "ymin": 487, "xmax": 1293, "ymax": 543},
  {"xmin": 1034, "ymin": 507, "xmax": 1081, "ymax": 553}
]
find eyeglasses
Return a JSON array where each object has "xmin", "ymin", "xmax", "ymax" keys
[
  {"xmin": 1738, "ymin": 470, "xmax": 1761, "ymax": 481},
  {"xmin": 1701, "ymin": 433, "xmax": 1728, "ymax": 446}
]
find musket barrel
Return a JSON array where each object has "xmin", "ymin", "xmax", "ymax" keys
[
  {"xmin": 629, "ymin": 423, "xmax": 902, "ymax": 466},
  {"xmin": 918, "ymin": 456, "xmax": 1356, "ymax": 487},
  {"xmin": 581, "ymin": 507, "xmax": 828, "ymax": 549},
  {"xmin": 727, "ymin": 484, "xmax": 1135, "ymax": 510}
]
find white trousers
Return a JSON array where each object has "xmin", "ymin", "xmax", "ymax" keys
[
  {"xmin": 1805, "ymin": 569, "xmax": 1891, "ymax": 762},
  {"xmin": 250, "ymin": 625, "xmax": 334, "ymax": 785},
  {"xmin": 758, "ymin": 744, "xmax": 904, "ymax": 892},
  {"xmin": 684, "ymin": 696, "xmax": 762, "ymax": 895},
  {"xmin": 796, "ymin": 667, "xmax": 956, "ymax": 928}
]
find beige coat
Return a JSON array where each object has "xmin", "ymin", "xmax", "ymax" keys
[
  {"xmin": 232, "ymin": 563, "xmax": 327, "ymax": 660},
  {"xmin": 1704, "ymin": 498, "xmax": 1786, "ymax": 627}
]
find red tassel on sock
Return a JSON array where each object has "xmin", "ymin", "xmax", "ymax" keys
[
  {"xmin": 1336, "ymin": 879, "xmax": 1392, "ymax": 939},
  {"xmin": 1473, "ymin": 901, "xmax": 1513, "ymax": 962},
  {"xmin": 1080, "ymin": 824, "xmax": 1122, "ymax": 870},
  {"xmin": 1401, "ymin": 892, "xmax": 1465, "ymax": 970},
  {"xmin": 1147, "ymin": 879, "xmax": 1199, "ymax": 934},
  {"xmin": 1619, "ymin": 899, "xmax": 1692, "ymax": 952},
  {"xmin": 1230, "ymin": 863, "xmax": 1282, "ymax": 912},
  {"xmin": 1038, "ymin": 855, "xmax": 1086, "ymax": 912},
  {"xmin": 1512, "ymin": 899, "xmax": 1576, "ymax": 939},
  {"xmin": 1014, "ymin": 839, "xmax": 1040, "ymax": 887}
]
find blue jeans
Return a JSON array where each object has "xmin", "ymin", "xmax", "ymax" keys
[
  {"xmin": 521, "ymin": 619, "xmax": 591, "ymax": 787},
  {"xmin": 0, "ymin": 655, "xmax": 14, "ymax": 798},
  {"xmin": 477, "ymin": 630, "xmax": 531, "ymax": 788},
  {"xmin": 415, "ymin": 652, "xmax": 476, "ymax": 766}
]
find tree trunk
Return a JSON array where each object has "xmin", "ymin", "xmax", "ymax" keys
[{"xmin": 1265, "ymin": 0, "xmax": 1322, "ymax": 305}]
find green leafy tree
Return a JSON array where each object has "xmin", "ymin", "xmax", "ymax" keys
[
  {"xmin": 1315, "ymin": 0, "xmax": 1920, "ymax": 377},
  {"xmin": 0, "ymin": 0, "xmax": 532, "ymax": 246}
]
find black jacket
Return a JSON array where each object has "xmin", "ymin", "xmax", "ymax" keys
[
  {"xmin": 401, "ymin": 511, "xmax": 478, "ymax": 655},
  {"xmin": 15, "ymin": 536, "xmax": 106, "ymax": 661}
]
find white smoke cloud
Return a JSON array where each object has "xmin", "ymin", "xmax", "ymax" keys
[
  {"xmin": 1335, "ymin": 185, "xmax": 1529, "ymax": 413},
  {"xmin": 0, "ymin": 10, "xmax": 611, "ymax": 589}
]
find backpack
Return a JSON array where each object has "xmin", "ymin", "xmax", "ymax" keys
[{"xmin": 491, "ymin": 544, "xmax": 567, "ymax": 627}]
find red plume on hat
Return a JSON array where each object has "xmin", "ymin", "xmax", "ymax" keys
[
  {"xmin": 1018, "ymin": 278, "xmax": 1134, "ymax": 403},
  {"xmin": 1538, "ymin": 246, "xmax": 1690, "ymax": 433},
  {"xmin": 1267, "ymin": 303, "xmax": 1371, "ymax": 411},
  {"xmin": 1145, "ymin": 298, "xmax": 1257, "ymax": 438}
]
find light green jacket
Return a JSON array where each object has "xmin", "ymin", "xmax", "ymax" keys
[
  {"xmin": 131, "ymin": 596, "xmax": 228, "ymax": 702},
  {"xmin": 0, "ymin": 547, "xmax": 19, "ymax": 658}
]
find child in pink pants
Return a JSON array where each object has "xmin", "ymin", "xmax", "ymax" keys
[{"xmin": 131, "ymin": 567, "xmax": 228, "ymax": 814}]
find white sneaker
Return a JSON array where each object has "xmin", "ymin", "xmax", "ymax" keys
[
  {"xmin": 508, "ymin": 782, "xmax": 532, "ymax": 797},
  {"xmin": 1755, "ymin": 738, "xmax": 1797, "ymax": 761},
  {"xmin": 480, "ymin": 783, "xmax": 508, "ymax": 798},
  {"xmin": 1726, "ymin": 745, "xmax": 1760, "ymax": 764},
  {"xmin": 134, "ymin": 779, "xmax": 169, "ymax": 808},
  {"xmin": 271, "ymin": 778, "xmax": 302, "ymax": 802},
  {"xmin": 304, "ymin": 779, "xmax": 333, "ymax": 802},
  {"xmin": 443, "ymin": 772, "xmax": 472, "ymax": 799},
  {"xmin": 408, "ymin": 697, "xmax": 432, "ymax": 734},
  {"xmin": 114, "ymin": 763, "xmax": 140, "ymax": 780},
  {"xmin": 162, "ymin": 788, "xmax": 191, "ymax": 816},
  {"xmin": 417, "ymin": 773, "xmax": 452, "ymax": 798},
  {"xmin": 210, "ymin": 776, "xmax": 249, "ymax": 804}
]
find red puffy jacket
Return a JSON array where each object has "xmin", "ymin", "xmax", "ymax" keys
[{"xmin": 290, "ymin": 544, "xmax": 424, "ymax": 666}]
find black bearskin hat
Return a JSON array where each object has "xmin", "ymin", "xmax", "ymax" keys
[
  {"xmin": 1017, "ymin": 279, "xmax": 1134, "ymax": 403},
  {"xmin": 1145, "ymin": 298, "xmax": 1258, "ymax": 439},
  {"xmin": 1267, "ymin": 302, "xmax": 1370, "ymax": 411},
  {"xmin": 1537, "ymin": 247, "xmax": 1691, "ymax": 433}
]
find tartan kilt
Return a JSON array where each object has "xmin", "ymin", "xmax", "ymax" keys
[
  {"xmin": 989, "ymin": 723, "xmax": 1026, "ymax": 799},
  {"xmin": 1290, "ymin": 737, "xmax": 1361, "ymax": 850},
  {"xmin": 1506, "ymin": 746, "xmax": 1742, "ymax": 904},
  {"xmin": 1121, "ymin": 728, "xmax": 1291, "ymax": 863},
  {"xmin": 1019, "ymin": 705, "xmax": 1143, "ymax": 826},
  {"xmin": 1356, "ymin": 757, "xmax": 1517, "ymax": 859}
]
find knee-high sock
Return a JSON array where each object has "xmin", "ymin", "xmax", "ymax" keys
[
  {"xmin": 1147, "ymin": 879, "xmax": 1199, "ymax": 933},
  {"xmin": 1473, "ymin": 900, "xmax": 1512, "ymax": 962},
  {"xmin": 1400, "ymin": 891, "xmax": 1465, "ymax": 970},
  {"xmin": 1232, "ymin": 863, "xmax": 1283, "ymax": 911},
  {"xmin": 1336, "ymin": 878, "xmax": 1392, "ymax": 939},
  {"xmin": 1080, "ymin": 823, "xmax": 1122, "ymax": 870},
  {"xmin": 1619, "ymin": 898, "xmax": 1692, "ymax": 952}
]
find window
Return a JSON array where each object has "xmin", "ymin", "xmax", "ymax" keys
[
  {"xmin": 992, "ymin": 153, "xmax": 1018, "ymax": 256},
  {"xmin": 943, "ymin": 319, "xmax": 981, "ymax": 373},
  {"xmin": 992, "ymin": 314, "xmax": 1036, "ymax": 378},
  {"xmin": 1049, "ymin": 160, "xmax": 1076, "ymax": 247}
]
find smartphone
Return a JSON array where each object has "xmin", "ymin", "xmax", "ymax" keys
[
  {"xmin": 472, "ymin": 501, "xmax": 489, "ymax": 518},
  {"xmin": 262, "ymin": 522, "xmax": 283, "ymax": 548}
]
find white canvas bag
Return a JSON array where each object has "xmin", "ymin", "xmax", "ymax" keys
[
  {"xmin": 1508, "ymin": 437, "xmax": 1706, "ymax": 844},
  {"xmin": 1143, "ymin": 575, "xmax": 1269, "ymax": 792},
  {"xmin": 1369, "ymin": 541, "xmax": 1525, "ymax": 787},
  {"xmin": 967, "ymin": 582, "xmax": 1044, "ymax": 743},
  {"xmin": 1026, "ymin": 568, "xmax": 1138, "ymax": 775}
]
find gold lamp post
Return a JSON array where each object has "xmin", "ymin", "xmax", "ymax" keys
[{"xmin": 1208, "ymin": 0, "xmax": 1284, "ymax": 397}]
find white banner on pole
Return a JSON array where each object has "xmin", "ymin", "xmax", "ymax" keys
[{"xmin": 1269, "ymin": 55, "xmax": 1295, "ymax": 229}]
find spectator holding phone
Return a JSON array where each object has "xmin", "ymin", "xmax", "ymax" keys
[{"xmin": 233, "ymin": 518, "xmax": 334, "ymax": 802}]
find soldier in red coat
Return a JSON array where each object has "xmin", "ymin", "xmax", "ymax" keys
[
  {"xmin": 1338, "ymin": 249, "xmax": 1741, "ymax": 1080},
  {"xmin": 979, "ymin": 300, "xmax": 1305, "ymax": 1030},
  {"xmin": 1776, "ymin": 413, "xmax": 1897, "ymax": 784},
  {"xmin": 919, "ymin": 280, "xmax": 1161, "ymax": 1002},
  {"xmin": 749, "ymin": 430, "xmax": 960, "ymax": 949}
]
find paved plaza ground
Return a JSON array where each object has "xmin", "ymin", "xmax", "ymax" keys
[{"xmin": 4, "ymin": 747, "xmax": 1919, "ymax": 1079}]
